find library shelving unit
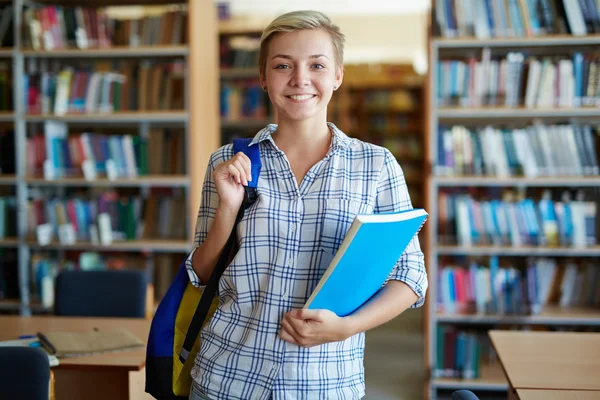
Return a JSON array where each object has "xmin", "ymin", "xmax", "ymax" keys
[
  {"xmin": 426, "ymin": 1, "xmax": 600, "ymax": 399},
  {"xmin": 0, "ymin": 0, "xmax": 219, "ymax": 315},
  {"xmin": 218, "ymin": 17, "xmax": 273, "ymax": 145},
  {"xmin": 331, "ymin": 63, "xmax": 426, "ymax": 208}
]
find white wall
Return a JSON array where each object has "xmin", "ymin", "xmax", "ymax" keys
[
  {"xmin": 333, "ymin": 13, "xmax": 428, "ymax": 68},
  {"xmin": 219, "ymin": 0, "xmax": 430, "ymax": 68},
  {"xmin": 221, "ymin": 0, "xmax": 430, "ymax": 17}
]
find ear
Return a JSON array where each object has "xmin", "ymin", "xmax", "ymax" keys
[
  {"xmin": 334, "ymin": 64, "xmax": 344, "ymax": 90},
  {"xmin": 259, "ymin": 68, "xmax": 267, "ymax": 90}
]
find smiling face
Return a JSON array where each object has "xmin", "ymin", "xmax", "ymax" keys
[{"xmin": 261, "ymin": 29, "xmax": 343, "ymax": 125}]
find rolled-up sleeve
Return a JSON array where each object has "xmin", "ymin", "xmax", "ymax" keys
[
  {"xmin": 375, "ymin": 148, "xmax": 428, "ymax": 308},
  {"xmin": 186, "ymin": 145, "xmax": 233, "ymax": 288}
]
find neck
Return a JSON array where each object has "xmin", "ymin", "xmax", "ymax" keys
[{"xmin": 273, "ymin": 117, "xmax": 331, "ymax": 155}]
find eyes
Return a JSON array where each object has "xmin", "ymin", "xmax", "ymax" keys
[{"xmin": 274, "ymin": 63, "xmax": 326, "ymax": 70}]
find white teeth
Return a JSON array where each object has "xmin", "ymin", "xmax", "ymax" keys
[{"xmin": 289, "ymin": 95, "xmax": 314, "ymax": 101}]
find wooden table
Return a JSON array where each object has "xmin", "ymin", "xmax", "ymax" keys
[
  {"xmin": 489, "ymin": 330, "xmax": 600, "ymax": 399},
  {"xmin": 0, "ymin": 316, "xmax": 153, "ymax": 400},
  {"xmin": 517, "ymin": 389, "xmax": 600, "ymax": 400}
]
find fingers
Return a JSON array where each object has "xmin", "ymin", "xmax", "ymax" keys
[
  {"xmin": 281, "ymin": 316, "xmax": 312, "ymax": 347},
  {"xmin": 222, "ymin": 152, "xmax": 252, "ymax": 185},
  {"xmin": 237, "ymin": 152, "xmax": 253, "ymax": 182},
  {"xmin": 280, "ymin": 318, "xmax": 301, "ymax": 345},
  {"xmin": 284, "ymin": 314, "xmax": 304, "ymax": 337},
  {"xmin": 233, "ymin": 152, "xmax": 252, "ymax": 183},
  {"xmin": 279, "ymin": 325, "xmax": 298, "ymax": 345},
  {"xmin": 289, "ymin": 308, "xmax": 324, "ymax": 322},
  {"xmin": 227, "ymin": 164, "xmax": 243, "ymax": 185}
]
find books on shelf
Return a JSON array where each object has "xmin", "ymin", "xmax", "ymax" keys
[
  {"xmin": 0, "ymin": 197, "xmax": 17, "ymax": 240},
  {"xmin": 438, "ymin": 256, "xmax": 600, "ymax": 316},
  {"xmin": 29, "ymin": 252, "xmax": 180, "ymax": 305},
  {"xmin": 305, "ymin": 209, "xmax": 428, "ymax": 317},
  {"xmin": 25, "ymin": 60, "xmax": 185, "ymax": 115},
  {"xmin": 27, "ymin": 191, "xmax": 187, "ymax": 246},
  {"xmin": 22, "ymin": 5, "xmax": 188, "ymax": 51},
  {"xmin": 383, "ymin": 136, "xmax": 423, "ymax": 161},
  {"xmin": 26, "ymin": 122, "xmax": 185, "ymax": 180},
  {"xmin": 219, "ymin": 34, "xmax": 260, "ymax": 69},
  {"xmin": 433, "ymin": 0, "xmax": 599, "ymax": 39},
  {"xmin": 0, "ymin": 0, "xmax": 201, "ymax": 319},
  {"xmin": 434, "ymin": 326, "xmax": 497, "ymax": 380},
  {"xmin": 354, "ymin": 89, "xmax": 419, "ymax": 113},
  {"xmin": 438, "ymin": 189, "xmax": 597, "ymax": 248},
  {"xmin": 436, "ymin": 123, "xmax": 599, "ymax": 177},
  {"xmin": 0, "ymin": 62, "xmax": 11, "ymax": 111},
  {"xmin": 430, "ymin": 0, "xmax": 600, "ymax": 393},
  {"xmin": 221, "ymin": 80, "xmax": 269, "ymax": 121},
  {"xmin": 436, "ymin": 52, "xmax": 600, "ymax": 108},
  {"xmin": 0, "ymin": 5, "xmax": 13, "ymax": 48}
]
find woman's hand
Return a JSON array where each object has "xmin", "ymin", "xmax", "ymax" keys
[
  {"xmin": 280, "ymin": 309, "xmax": 355, "ymax": 348},
  {"xmin": 213, "ymin": 151, "xmax": 252, "ymax": 212}
]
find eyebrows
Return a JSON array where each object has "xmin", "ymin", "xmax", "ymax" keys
[{"xmin": 271, "ymin": 54, "xmax": 330, "ymax": 60}]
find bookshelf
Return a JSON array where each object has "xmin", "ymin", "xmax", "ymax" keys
[
  {"xmin": 20, "ymin": 45, "xmax": 189, "ymax": 57},
  {"xmin": 23, "ymin": 111, "xmax": 189, "ymax": 123},
  {"xmin": 331, "ymin": 63, "xmax": 426, "ymax": 208},
  {"xmin": 427, "ymin": 1, "xmax": 600, "ymax": 399},
  {"xmin": 217, "ymin": 20, "xmax": 274, "ymax": 145},
  {"xmin": 0, "ymin": 0, "xmax": 219, "ymax": 315}
]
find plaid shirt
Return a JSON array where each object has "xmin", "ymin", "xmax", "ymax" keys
[{"xmin": 186, "ymin": 123, "xmax": 427, "ymax": 400}]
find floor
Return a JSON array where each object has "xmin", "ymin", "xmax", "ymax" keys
[{"xmin": 364, "ymin": 307, "xmax": 425, "ymax": 400}]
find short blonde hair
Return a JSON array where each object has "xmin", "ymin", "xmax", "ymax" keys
[{"xmin": 258, "ymin": 10, "xmax": 345, "ymax": 73}]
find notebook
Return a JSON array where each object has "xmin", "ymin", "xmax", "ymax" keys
[
  {"xmin": 37, "ymin": 327, "xmax": 144, "ymax": 358},
  {"xmin": 305, "ymin": 208, "xmax": 428, "ymax": 317}
]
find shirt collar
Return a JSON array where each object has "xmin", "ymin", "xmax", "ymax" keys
[{"xmin": 248, "ymin": 122, "xmax": 353, "ymax": 150}]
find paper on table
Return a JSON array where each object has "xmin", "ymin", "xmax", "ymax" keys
[{"xmin": 37, "ymin": 327, "xmax": 144, "ymax": 358}]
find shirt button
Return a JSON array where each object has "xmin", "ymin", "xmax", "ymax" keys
[
  {"xmin": 286, "ymin": 259, "xmax": 292, "ymax": 267},
  {"xmin": 290, "ymin": 225, "xmax": 296, "ymax": 232}
]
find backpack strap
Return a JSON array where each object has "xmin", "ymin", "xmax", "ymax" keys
[
  {"xmin": 179, "ymin": 138, "xmax": 261, "ymax": 363},
  {"xmin": 233, "ymin": 138, "xmax": 262, "ymax": 189}
]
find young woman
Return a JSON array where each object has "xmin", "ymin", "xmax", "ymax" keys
[{"xmin": 186, "ymin": 10, "xmax": 427, "ymax": 400}]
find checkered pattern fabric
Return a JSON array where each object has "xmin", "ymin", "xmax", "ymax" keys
[{"xmin": 186, "ymin": 123, "xmax": 427, "ymax": 400}]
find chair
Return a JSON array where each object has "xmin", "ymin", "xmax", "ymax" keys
[
  {"xmin": 452, "ymin": 390, "xmax": 480, "ymax": 400},
  {"xmin": 55, "ymin": 269, "xmax": 148, "ymax": 318},
  {"xmin": 0, "ymin": 347, "xmax": 50, "ymax": 400}
]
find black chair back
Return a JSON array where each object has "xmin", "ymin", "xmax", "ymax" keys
[
  {"xmin": 452, "ymin": 390, "xmax": 480, "ymax": 400},
  {"xmin": 0, "ymin": 347, "xmax": 50, "ymax": 400},
  {"xmin": 55, "ymin": 269, "xmax": 147, "ymax": 318}
]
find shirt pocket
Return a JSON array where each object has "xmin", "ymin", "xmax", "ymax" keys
[{"xmin": 320, "ymin": 199, "xmax": 373, "ymax": 255}]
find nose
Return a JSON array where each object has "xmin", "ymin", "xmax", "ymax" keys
[{"xmin": 290, "ymin": 65, "xmax": 310, "ymax": 87}]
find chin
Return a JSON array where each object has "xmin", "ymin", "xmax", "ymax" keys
[{"xmin": 280, "ymin": 111, "xmax": 318, "ymax": 122}]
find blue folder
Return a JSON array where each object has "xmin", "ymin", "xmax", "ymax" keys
[{"xmin": 305, "ymin": 208, "xmax": 428, "ymax": 317}]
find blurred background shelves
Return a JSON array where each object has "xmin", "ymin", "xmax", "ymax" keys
[
  {"xmin": 0, "ymin": 0, "xmax": 218, "ymax": 316},
  {"xmin": 433, "ymin": 34, "xmax": 600, "ymax": 48},
  {"xmin": 25, "ymin": 238, "xmax": 190, "ymax": 253},
  {"xmin": 427, "ymin": 0, "xmax": 600, "ymax": 398},
  {"xmin": 21, "ymin": 45, "xmax": 189, "ymax": 58},
  {"xmin": 437, "ymin": 306, "xmax": 600, "ymax": 326}
]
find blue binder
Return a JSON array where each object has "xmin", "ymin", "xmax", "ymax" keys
[{"xmin": 305, "ymin": 208, "xmax": 428, "ymax": 317}]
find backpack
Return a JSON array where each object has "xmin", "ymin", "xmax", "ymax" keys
[{"xmin": 145, "ymin": 138, "xmax": 261, "ymax": 399}]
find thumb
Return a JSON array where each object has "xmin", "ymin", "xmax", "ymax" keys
[{"xmin": 290, "ymin": 308, "xmax": 319, "ymax": 320}]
